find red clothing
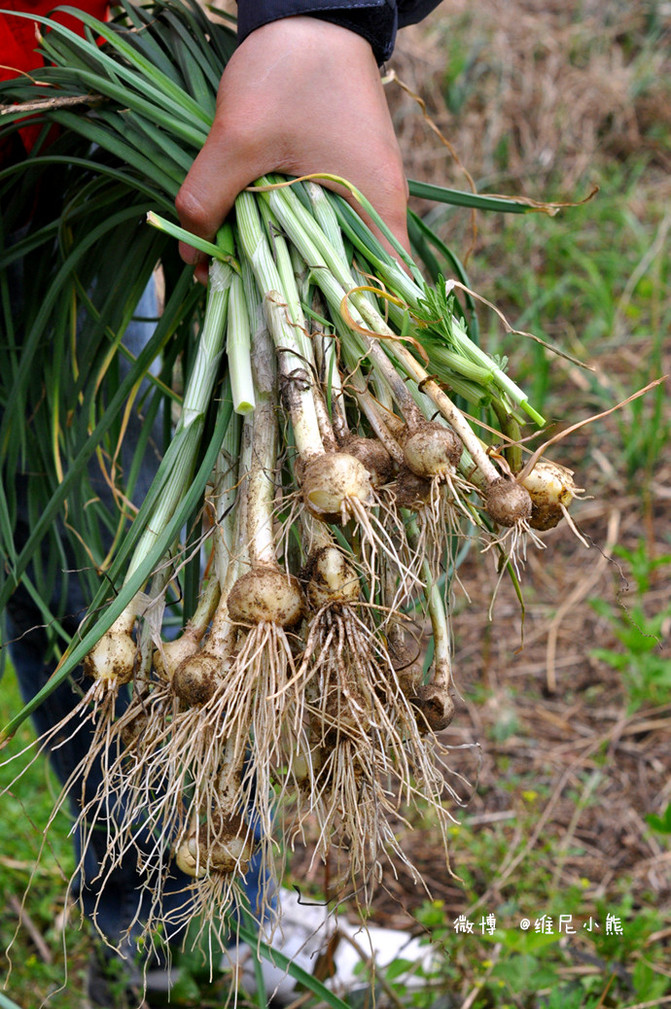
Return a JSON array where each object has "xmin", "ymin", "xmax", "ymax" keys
[
  {"xmin": 1, "ymin": 1, "xmax": 108, "ymax": 155},
  {"xmin": 0, "ymin": 1, "xmax": 108, "ymax": 81}
]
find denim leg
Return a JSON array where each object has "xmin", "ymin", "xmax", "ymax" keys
[
  {"xmin": 5, "ymin": 279, "xmax": 270, "ymax": 950},
  {"xmin": 6, "ymin": 468, "xmax": 197, "ymax": 947}
]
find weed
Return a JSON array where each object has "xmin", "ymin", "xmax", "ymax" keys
[
  {"xmin": 0, "ymin": 671, "xmax": 89, "ymax": 1007},
  {"xmin": 646, "ymin": 802, "xmax": 671, "ymax": 837},
  {"xmin": 467, "ymin": 161, "xmax": 669, "ymax": 434},
  {"xmin": 406, "ymin": 884, "xmax": 670, "ymax": 1009},
  {"xmin": 590, "ymin": 542, "xmax": 671, "ymax": 711}
]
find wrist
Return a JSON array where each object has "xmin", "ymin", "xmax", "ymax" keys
[{"xmin": 236, "ymin": 1, "xmax": 397, "ymax": 65}]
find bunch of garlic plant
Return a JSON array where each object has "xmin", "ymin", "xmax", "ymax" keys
[{"xmin": 0, "ymin": 0, "xmax": 585, "ymax": 956}]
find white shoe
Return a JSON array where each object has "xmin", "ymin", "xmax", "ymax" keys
[{"xmin": 224, "ymin": 888, "xmax": 435, "ymax": 1004}]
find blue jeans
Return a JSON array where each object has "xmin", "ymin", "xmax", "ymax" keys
[{"xmin": 5, "ymin": 281, "xmax": 266, "ymax": 952}]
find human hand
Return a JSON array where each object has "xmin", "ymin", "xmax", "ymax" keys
[{"xmin": 175, "ymin": 16, "xmax": 409, "ymax": 283}]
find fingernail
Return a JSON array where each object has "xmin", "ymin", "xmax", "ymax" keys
[
  {"xmin": 179, "ymin": 240, "xmax": 204, "ymax": 266},
  {"xmin": 194, "ymin": 262, "xmax": 209, "ymax": 286}
]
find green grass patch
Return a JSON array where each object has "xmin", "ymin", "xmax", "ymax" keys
[{"xmin": 0, "ymin": 669, "xmax": 90, "ymax": 1007}]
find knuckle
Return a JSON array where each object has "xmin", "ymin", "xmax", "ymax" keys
[{"xmin": 175, "ymin": 185, "xmax": 210, "ymax": 235}]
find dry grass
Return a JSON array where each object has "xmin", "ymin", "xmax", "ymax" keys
[{"xmin": 387, "ymin": 0, "xmax": 671, "ymax": 193}]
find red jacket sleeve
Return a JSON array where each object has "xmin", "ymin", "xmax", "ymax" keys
[
  {"xmin": 0, "ymin": 1, "xmax": 109, "ymax": 83},
  {"xmin": 0, "ymin": 2, "xmax": 109, "ymax": 157}
]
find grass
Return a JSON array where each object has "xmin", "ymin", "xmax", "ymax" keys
[
  {"xmin": 2, "ymin": 1, "xmax": 671, "ymax": 1006},
  {"xmin": 0, "ymin": 671, "xmax": 90, "ymax": 1007},
  {"xmin": 590, "ymin": 543, "xmax": 671, "ymax": 712},
  {"xmin": 397, "ymin": 793, "xmax": 671, "ymax": 1007}
]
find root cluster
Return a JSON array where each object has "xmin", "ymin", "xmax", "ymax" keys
[{"xmin": 8, "ymin": 175, "xmax": 586, "ymax": 957}]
